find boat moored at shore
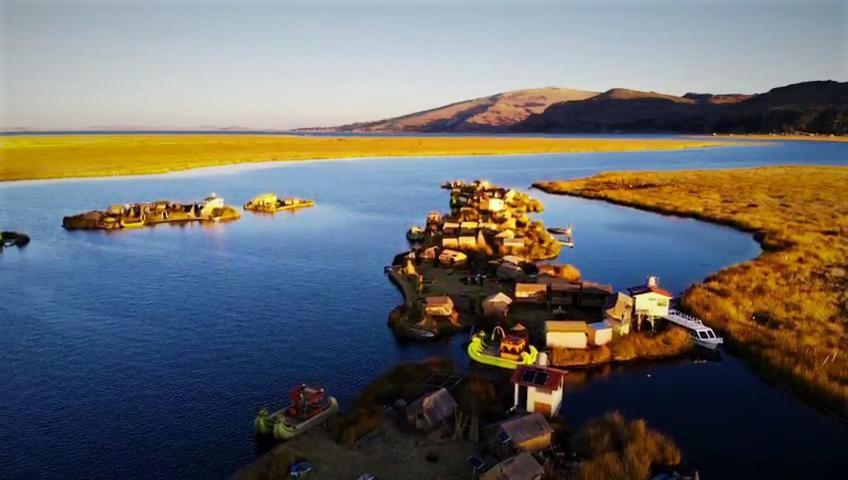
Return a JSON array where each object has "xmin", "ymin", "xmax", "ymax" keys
[
  {"xmin": 254, "ymin": 385, "xmax": 339, "ymax": 441},
  {"xmin": 665, "ymin": 309, "xmax": 724, "ymax": 350}
]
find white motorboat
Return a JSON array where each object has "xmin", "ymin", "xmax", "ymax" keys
[{"xmin": 665, "ymin": 309, "xmax": 724, "ymax": 350}]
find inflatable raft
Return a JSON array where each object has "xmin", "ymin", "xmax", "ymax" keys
[
  {"xmin": 467, "ymin": 332, "xmax": 538, "ymax": 370},
  {"xmin": 254, "ymin": 385, "xmax": 338, "ymax": 441}
]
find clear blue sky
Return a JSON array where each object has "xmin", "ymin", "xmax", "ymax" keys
[{"xmin": 2, "ymin": 0, "xmax": 846, "ymax": 130}]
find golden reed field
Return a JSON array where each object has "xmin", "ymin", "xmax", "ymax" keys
[
  {"xmin": 536, "ymin": 166, "xmax": 848, "ymax": 417},
  {"xmin": 0, "ymin": 134, "xmax": 729, "ymax": 181}
]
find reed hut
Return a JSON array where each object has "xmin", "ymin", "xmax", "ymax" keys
[
  {"xmin": 480, "ymin": 453, "xmax": 544, "ymax": 480},
  {"xmin": 483, "ymin": 292, "xmax": 513, "ymax": 319},
  {"xmin": 587, "ymin": 321, "xmax": 613, "ymax": 346},
  {"xmin": 406, "ymin": 388, "xmax": 458, "ymax": 432},
  {"xmin": 494, "ymin": 413, "xmax": 553, "ymax": 453},
  {"xmin": 514, "ymin": 283, "xmax": 547, "ymax": 304}
]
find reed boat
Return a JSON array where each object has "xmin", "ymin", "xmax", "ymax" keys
[
  {"xmin": 406, "ymin": 226, "xmax": 425, "ymax": 242},
  {"xmin": 467, "ymin": 331, "xmax": 538, "ymax": 369},
  {"xmin": 244, "ymin": 193, "xmax": 315, "ymax": 213},
  {"xmin": 119, "ymin": 217, "xmax": 145, "ymax": 229},
  {"xmin": 254, "ymin": 385, "xmax": 338, "ymax": 441},
  {"xmin": 0, "ymin": 231, "xmax": 30, "ymax": 249}
]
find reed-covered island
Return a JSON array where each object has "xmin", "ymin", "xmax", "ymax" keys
[
  {"xmin": 535, "ymin": 166, "xmax": 848, "ymax": 417},
  {"xmin": 0, "ymin": 134, "xmax": 731, "ymax": 181}
]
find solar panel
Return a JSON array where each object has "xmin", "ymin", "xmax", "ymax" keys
[
  {"xmin": 520, "ymin": 369, "xmax": 549, "ymax": 386},
  {"xmin": 535, "ymin": 372, "xmax": 549, "ymax": 386},
  {"xmin": 496, "ymin": 431, "xmax": 512, "ymax": 444},
  {"xmin": 466, "ymin": 455, "xmax": 486, "ymax": 471}
]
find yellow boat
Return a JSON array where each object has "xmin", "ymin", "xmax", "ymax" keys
[
  {"xmin": 467, "ymin": 331, "xmax": 538, "ymax": 369},
  {"xmin": 119, "ymin": 217, "xmax": 145, "ymax": 229},
  {"xmin": 244, "ymin": 193, "xmax": 315, "ymax": 213}
]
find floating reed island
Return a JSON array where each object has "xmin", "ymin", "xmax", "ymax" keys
[
  {"xmin": 234, "ymin": 358, "xmax": 690, "ymax": 480},
  {"xmin": 0, "ymin": 231, "xmax": 30, "ymax": 251},
  {"xmin": 384, "ymin": 180, "xmax": 708, "ymax": 370},
  {"xmin": 243, "ymin": 193, "xmax": 315, "ymax": 213},
  {"xmin": 62, "ymin": 193, "xmax": 241, "ymax": 230}
]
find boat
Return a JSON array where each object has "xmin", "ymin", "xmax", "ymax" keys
[
  {"xmin": 406, "ymin": 327, "xmax": 436, "ymax": 339},
  {"xmin": 467, "ymin": 330, "xmax": 538, "ymax": 369},
  {"xmin": 254, "ymin": 385, "xmax": 339, "ymax": 441},
  {"xmin": 665, "ymin": 309, "xmax": 724, "ymax": 350},
  {"xmin": 244, "ymin": 193, "xmax": 315, "ymax": 213},
  {"xmin": 0, "ymin": 231, "xmax": 30, "ymax": 249},
  {"xmin": 406, "ymin": 226, "xmax": 425, "ymax": 242},
  {"xmin": 119, "ymin": 216, "xmax": 145, "ymax": 229}
]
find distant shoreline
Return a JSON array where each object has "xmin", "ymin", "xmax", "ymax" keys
[{"xmin": 0, "ymin": 134, "xmax": 734, "ymax": 182}]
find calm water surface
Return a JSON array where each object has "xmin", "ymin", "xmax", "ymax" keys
[{"xmin": 1, "ymin": 140, "xmax": 847, "ymax": 479}]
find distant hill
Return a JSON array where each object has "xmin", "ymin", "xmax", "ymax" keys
[
  {"xmin": 517, "ymin": 80, "xmax": 848, "ymax": 134},
  {"xmin": 317, "ymin": 87, "xmax": 598, "ymax": 132}
]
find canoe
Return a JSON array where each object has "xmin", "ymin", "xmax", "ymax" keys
[
  {"xmin": 467, "ymin": 335, "xmax": 538, "ymax": 370},
  {"xmin": 254, "ymin": 396, "xmax": 338, "ymax": 441}
]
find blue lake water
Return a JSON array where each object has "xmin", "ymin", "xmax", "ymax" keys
[{"xmin": 1, "ymin": 139, "xmax": 847, "ymax": 479}]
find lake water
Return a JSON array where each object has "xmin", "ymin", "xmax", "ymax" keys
[{"xmin": 1, "ymin": 139, "xmax": 847, "ymax": 479}]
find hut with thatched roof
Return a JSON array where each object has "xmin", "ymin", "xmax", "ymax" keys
[
  {"xmin": 406, "ymin": 387, "xmax": 458, "ymax": 432},
  {"xmin": 493, "ymin": 413, "xmax": 553, "ymax": 454},
  {"xmin": 480, "ymin": 453, "xmax": 544, "ymax": 480},
  {"xmin": 483, "ymin": 292, "xmax": 513, "ymax": 319}
]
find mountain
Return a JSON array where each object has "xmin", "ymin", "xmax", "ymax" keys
[
  {"xmin": 319, "ymin": 87, "xmax": 598, "ymax": 132},
  {"xmin": 517, "ymin": 80, "xmax": 848, "ymax": 134}
]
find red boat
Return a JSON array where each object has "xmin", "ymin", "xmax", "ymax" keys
[{"xmin": 255, "ymin": 384, "xmax": 339, "ymax": 440}]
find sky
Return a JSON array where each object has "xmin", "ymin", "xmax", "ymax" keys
[{"xmin": 1, "ymin": 0, "xmax": 846, "ymax": 130}]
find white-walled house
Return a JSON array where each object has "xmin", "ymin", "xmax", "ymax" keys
[
  {"xmin": 545, "ymin": 320, "xmax": 588, "ymax": 349},
  {"xmin": 511, "ymin": 366, "xmax": 566, "ymax": 417},
  {"xmin": 627, "ymin": 276, "xmax": 672, "ymax": 330}
]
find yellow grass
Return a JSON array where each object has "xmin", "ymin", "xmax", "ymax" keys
[
  {"xmin": 0, "ymin": 134, "xmax": 729, "ymax": 181},
  {"xmin": 570, "ymin": 411, "xmax": 681, "ymax": 480},
  {"xmin": 535, "ymin": 166, "xmax": 848, "ymax": 416}
]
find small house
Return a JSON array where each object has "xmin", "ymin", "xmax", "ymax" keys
[
  {"xmin": 483, "ymin": 292, "xmax": 513, "ymax": 319},
  {"xmin": 546, "ymin": 321, "xmax": 588, "ymax": 349},
  {"xmin": 441, "ymin": 237, "xmax": 459, "ymax": 249},
  {"xmin": 442, "ymin": 222, "xmax": 460, "ymax": 236},
  {"xmin": 587, "ymin": 321, "xmax": 613, "ymax": 346},
  {"xmin": 604, "ymin": 292, "xmax": 633, "ymax": 324},
  {"xmin": 548, "ymin": 281, "xmax": 581, "ymax": 306},
  {"xmin": 421, "ymin": 246, "xmax": 439, "ymax": 261},
  {"xmin": 497, "ymin": 262, "xmax": 526, "ymax": 281},
  {"xmin": 405, "ymin": 388, "xmax": 458, "ymax": 432},
  {"xmin": 458, "ymin": 235, "xmax": 477, "ymax": 250},
  {"xmin": 628, "ymin": 276, "xmax": 672, "ymax": 329},
  {"xmin": 480, "ymin": 197, "xmax": 505, "ymax": 213},
  {"xmin": 460, "ymin": 221, "xmax": 480, "ymax": 236},
  {"xmin": 438, "ymin": 249, "xmax": 467, "ymax": 267},
  {"xmin": 579, "ymin": 281, "xmax": 614, "ymax": 307},
  {"xmin": 424, "ymin": 295, "xmax": 456, "ymax": 317},
  {"xmin": 494, "ymin": 413, "xmax": 553, "ymax": 453},
  {"xmin": 424, "ymin": 296, "xmax": 459, "ymax": 326},
  {"xmin": 514, "ymin": 283, "xmax": 547, "ymax": 304},
  {"xmin": 480, "ymin": 453, "xmax": 544, "ymax": 480},
  {"xmin": 512, "ymin": 366, "xmax": 566, "ymax": 417},
  {"xmin": 199, "ymin": 194, "xmax": 224, "ymax": 217},
  {"xmin": 248, "ymin": 193, "xmax": 277, "ymax": 209}
]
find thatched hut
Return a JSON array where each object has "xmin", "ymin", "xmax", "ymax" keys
[
  {"xmin": 406, "ymin": 387, "xmax": 458, "ymax": 432},
  {"xmin": 480, "ymin": 453, "xmax": 543, "ymax": 480},
  {"xmin": 493, "ymin": 413, "xmax": 553, "ymax": 454},
  {"xmin": 483, "ymin": 292, "xmax": 513, "ymax": 319}
]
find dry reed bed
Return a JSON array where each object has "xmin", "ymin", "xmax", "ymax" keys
[
  {"xmin": 535, "ymin": 166, "xmax": 848, "ymax": 417},
  {"xmin": 0, "ymin": 134, "xmax": 728, "ymax": 181}
]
